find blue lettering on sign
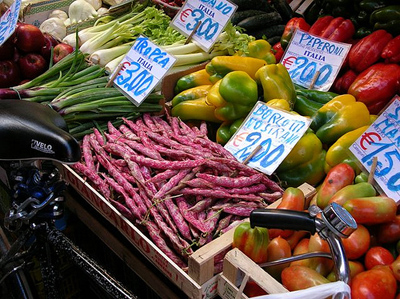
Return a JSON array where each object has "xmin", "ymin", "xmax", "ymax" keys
[
  {"xmin": 133, "ymin": 37, "xmax": 170, "ymax": 68},
  {"xmin": 304, "ymin": 50, "xmax": 325, "ymax": 61},
  {"xmin": 298, "ymin": 32, "xmax": 344, "ymax": 56},
  {"xmin": 187, "ymin": 9, "xmax": 219, "ymax": 41},
  {"xmin": 199, "ymin": 0, "xmax": 233, "ymax": 15},
  {"xmin": 116, "ymin": 61, "xmax": 154, "ymax": 96},
  {"xmin": 198, "ymin": 4, "xmax": 215, "ymax": 17}
]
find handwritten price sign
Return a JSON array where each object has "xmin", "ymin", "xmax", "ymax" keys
[
  {"xmin": 0, "ymin": 0, "xmax": 21, "ymax": 46},
  {"xmin": 281, "ymin": 29, "xmax": 351, "ymax": 91},
  {"xmin": 225, "ymin": 102, "xmax": 311, "ymax": 175},
  {"xmin": 112, "ymin": 36, "xmax": 176, "ymax": 106},
  {"xmin": 350, "ymin": 96, "xmax": 400, "ymax": 202},
  {"xmin": 171, "ymin": 0, "xmax": 237, "ymax": 51}
]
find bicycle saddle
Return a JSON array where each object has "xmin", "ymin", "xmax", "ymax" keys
[{"xmin": 0, "ymin": 100, "xmax": 81, "ymax": 163}]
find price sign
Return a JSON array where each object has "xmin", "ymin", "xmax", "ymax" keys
[
  {"xmin": 225, "ymin": 102, "xmax": 311, "ymax": 175},
  {"xmin": 171, "ymin": 0, "xmax": 237, "ymax": 51},
  {"xmin": 0, "ymin": 0, "xmax": 21, "ymax": 46},
  {"xmin": 281, "ymin": 29, "xmax": 351, "ymax": 91},
  {"xmin": 350, "ymin": 96, "xmax": 400, "ymax": 202},
  {"xmin": 112, "ymin": 36, "xmax": 176, "ymax": 106}
]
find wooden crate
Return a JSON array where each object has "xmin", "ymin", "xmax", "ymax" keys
[
  {"xmin": 217, "ymin": 248, "xmax": 289, "ymax": 299},
  {"xmin": 57, "ymin": 163, "xmax": 315, "ymax": 298}
]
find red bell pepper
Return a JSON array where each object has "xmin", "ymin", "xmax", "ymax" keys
[
  {"xmin": 381, "ymin": 35, "xmax": 400, "ymax": 64},
  {"xmin": 332, "ymin": 69, "xmax": 358, "ymax": 94},
  {"xmin": 272, "ymin": 41, "xmax": 284, "ymax": 62},
  {"xmin": 280, "ymin": 17, "xmax": 311, "ymax": 49},
  {"xmin": 348, "ymin": 29, "xmax": 393, "ymax": 73},
  {"xmin": 308, "ymin": 16, "xmax": 355, "ymax": 43},
  {"xmin": 232, "ymin": 222, "xmax": 269, "ymax": 263},
  {"xmin": 348, "ymin": 63, "xmax": 400, "ymax": 115}
]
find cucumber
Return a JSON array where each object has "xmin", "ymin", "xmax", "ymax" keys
[
  {"xmin": 230, "ymin": 0, "xmax": 274, "ymax": 12},
  {"xmin": 249, "ymin": 24, "xmax": 285, "ymax": 40},
  {"xmin": 237, "ymin": 12, "xmax": 283, "ymax": 31},
  {"xmin": 271, "ymin": 0, "xmax": 294, "ymax": 22},
  {"xmin": 231, "ymin": 10, "xmax": 267, "ymax": 25}
]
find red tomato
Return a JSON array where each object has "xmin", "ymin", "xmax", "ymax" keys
[
  {"xmin": 308, "ymin": 234, "xmax": 334, "ymax": 276},
  {"xmin": 342, "ymin": 224, "xmax": 371, "ymax": 260},
  {"xmin": 378, "ymin": 215, "xmax": 400, "ymax": 244},
  {"xmin": 281, "ymin": 265, "xmax": 330, "ymax": 291},
  {"xmin": 265, "ymin": 236, "xmax": 291, "ymax": 281},
  {"xmin": 390, "ymin": 255, "xmax": 400, "ymax": 281},
  {"xmin": 351, "ymin": 266, "xmax": 397, "ymax": 299},
  {"xmin": 290, "ymin": 238, "xmax": 310, "ymax": 267},
  {"xmin": 365, "ymin": 246, "xmax": 395, "ymax": 270}
]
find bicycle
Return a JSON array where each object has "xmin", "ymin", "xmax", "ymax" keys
[{"xmin": 0, "ymin": 100, "xmax": 138, "ymax": 299}]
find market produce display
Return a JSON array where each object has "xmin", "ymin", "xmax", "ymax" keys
[{"xmin": 0, "ymin": 0, "xmax": 400, "ymax": 297}]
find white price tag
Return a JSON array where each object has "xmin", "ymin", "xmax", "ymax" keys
[
  {"xmin": 112, "ymin": 36, "xmax": 176, "ymax": 106},
  {"xmin": 350, "ymin": 95, "xmax": 400, "ymax": 202},
  {"xmin": 225, "ymin": 102, "xmax": 311, "ymax": 175},
  {"xmin": 171, "ymin": 0, "xmax": 237, "ymax": 52},
  {"xmin": 281, "ymin": 29, "xmax": 351, "ymax": 91},
  {"xmin": 0, "ymin": 0, "xmax": 22, "ymax": 46}
]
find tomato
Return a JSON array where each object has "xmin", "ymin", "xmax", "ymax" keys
[
  {"xmin": 290, "ymin": 238, "xmax": 310, "ymax": 267},
  {"xmin": 243, "ymin": 281, "xmax": 267, "ymax": 297},
  {"xmin": 390, "ymin": 255, "xmax": 400, "ymax": 281},
  {"xmin": 378, "ymin": 215, "xmax": 400, "ymax": 244},
  {"xmin": 285, "ymin": 231, "xmax": 308, "ymax": 250},
  {"xmin": 351, "ymin": 266, "xmax": 397, "ymax": 299},
  {"xmin": 342, "ymin": 224, "xmax": 371, "ymax": 260},
  {"xmin": 281, "ymin": 265, "xmax": 330, "ymax": 291},
  {"xmin": 327, "ymin": 260, "xmax": 365, "ymax": 282},
  {"xmin": 265, "ymin": 236, "xmax": 291, "ymax": 281},
  {"xmin": 365, "ymin": 246, "xmax": 395, "ymax": 270},
  {"xmin": 308, "ymin": 234, "xmax": 334, "ymax": 276}
]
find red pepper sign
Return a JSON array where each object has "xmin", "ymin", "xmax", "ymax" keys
[
  {"xmin": 281, "ymin": 29, "xmax": 351, "ymax": 91},
  {"xmin": 350, "ymin": 95, "xmax": 400, "ymax": 203}
]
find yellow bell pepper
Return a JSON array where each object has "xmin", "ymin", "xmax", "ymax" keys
[
  {"xmin": 248, "ymin": 39, "xmax": 276, "ymax": 64},
  {"xmin": 171, "ymin": 97, "xmax": 222, "ymax": 123},
  {"xmin": 174, "ymin": 69, "xmax": 213, "ymax": 94},
  {"xmin": 171, "ymin": 85, "xmax": 211, "ymax": 106}
]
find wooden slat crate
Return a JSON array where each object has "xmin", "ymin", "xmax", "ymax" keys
[{"xmin": 57, "ymin": 163, "xmax": 315, "ymax": 298}]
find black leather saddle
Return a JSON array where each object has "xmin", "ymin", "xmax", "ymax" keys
[{"xmin": 0, "ymin": 100, "xmax": 81, "ymax": 163}]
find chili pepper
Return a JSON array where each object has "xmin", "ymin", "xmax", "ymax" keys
[
  {"xmin": 329, "ymin": 182, "xmax": 377, "ymax": 206},
  {"xmin": 171, "ymin": 97, "xmax": 222, "ymax": 123},
  {"xmin": 174, "ymin": 69, "xmax": 213, "ymax": 94},
  {"xmin": 296, "ymin": 88, "xmax": 338, "ymax": 104},
  {"xmin": 280, "ymin": 17, "xmax": 311, "ymax": 49},
  {"xmin": 311, "ymin": 94, "xmax": 371, "ymax": 145},
  {"xmin": 348, "ymin": 29, "xmax": 393, "ymax": 73},
  {"xmin": 308, "ymin": 15, "xmax": 355, "ymax": 42},
  {"xmin": 212, "ymin": 71, "xmax": 258, "ymax": 121},
  {"xmin": 216, "ymin": 118, "xmax": 244, "ymax": 145},
  {"xmin": 272, "ymin": 42, "xmax": 284, "ymax": 62},
  {"xmin": 325, "ymin": 125, "xmax": 369, "ymax": 173},
  {"xmin": 381, "ymin": 35, "xmax": 400, "ymax": 64},
  {"xmin": 332, "ymin": 69, "xmax": 358, "ymax": 94},
  {"xmin": 171, "ymin": 85, "xmax": 211, "ymax": 106},
  {"xmin": 255, "ymin": 63, "xmax": 297, "ymax": 109},
  {"xmin": 205, "ymin": 56, "xmax": 267, "ymax": 82},
  {"xmin": 232, "ymin": 222, "xmax": 269, "ymax": 263},
  {"xmin": 316, "ymin": 163, "xmax": 355, "ymax": 209},
  {"xmin": 293, "ymin": 94, "xmax": 324, "ymax": 117},
  {"xmin": 370, "ymin": 5, "xmax": 400, "ymax": 36},
  {"xmin": 247, "ymin": 39, "xmax": 276, "ymax": 64},
  {"xmin": 348, "ymin": 63, "xmax": 400, "ymax": 115},
  {"xmin": 275, "ymin": 129, "xmax": 326, "ymax": 188}
]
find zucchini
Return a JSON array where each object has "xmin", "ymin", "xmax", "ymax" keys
[
  {"xmin": 271, "ymin": 0, "xmax": 294, "ymax": 22},
  {"xmin": 267, "ymin": 35, "xmax": 281, "ymax": 46},
  {"xmin": 231, "ymin": 10, "xmax": 267, "ymax": 25},
  {"xmin": 237, "ymin": 12, "xmax": 283, "ymax": 31},
  {"xmin": 249, "ymin": 24, "xmax": 285, "ymax": 40}
]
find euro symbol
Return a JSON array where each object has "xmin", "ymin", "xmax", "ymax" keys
[
  {"xmin": 360, "ymin": 132, "xmax": 381, "ymax": 150},
  {"xmin": 233, "ymin": 132, "xmax": 247, "ymax": 147},
  {"xmin": 282, "ymin": 56, "xmax": 296, "ymax": 68},
  {"xmin": 180, "ymin": 9, "xmax": 192, "ymax": 22}
]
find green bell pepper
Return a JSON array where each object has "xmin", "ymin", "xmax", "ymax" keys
[
  {"xmin": 255, "ymin": 63, "xmax": 297, "ymax": 109},
  {"xmin": 213, "ymin": 71, "xmax": 259, "ymax": 122},
  {"xmin": 216, "ymin": 118, "xmax": 244, "ymax": 145},
  {"xmin": 370, "ymin": 5, "xmax": 400, "ymax": 36},
  {"xmin": 275, "ymin": 129, "xmax": 327, "ymax": 188}
]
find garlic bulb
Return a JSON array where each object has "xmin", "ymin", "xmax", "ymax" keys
[
  {"xmin": 97, "ymin": 7, "xmax": 109, "ymax": 16},
  {"xmin": 83, "ymin": 0, "xmax": 102, "ymax": 11},
  {"xmin": 39, "ymin": 17, "xmax": 67, "ymax": 40}
]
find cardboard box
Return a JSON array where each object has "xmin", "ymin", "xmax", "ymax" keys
[{"xmin": 23, "ymin": 0, "xmax": 74, "ymax": 27}]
